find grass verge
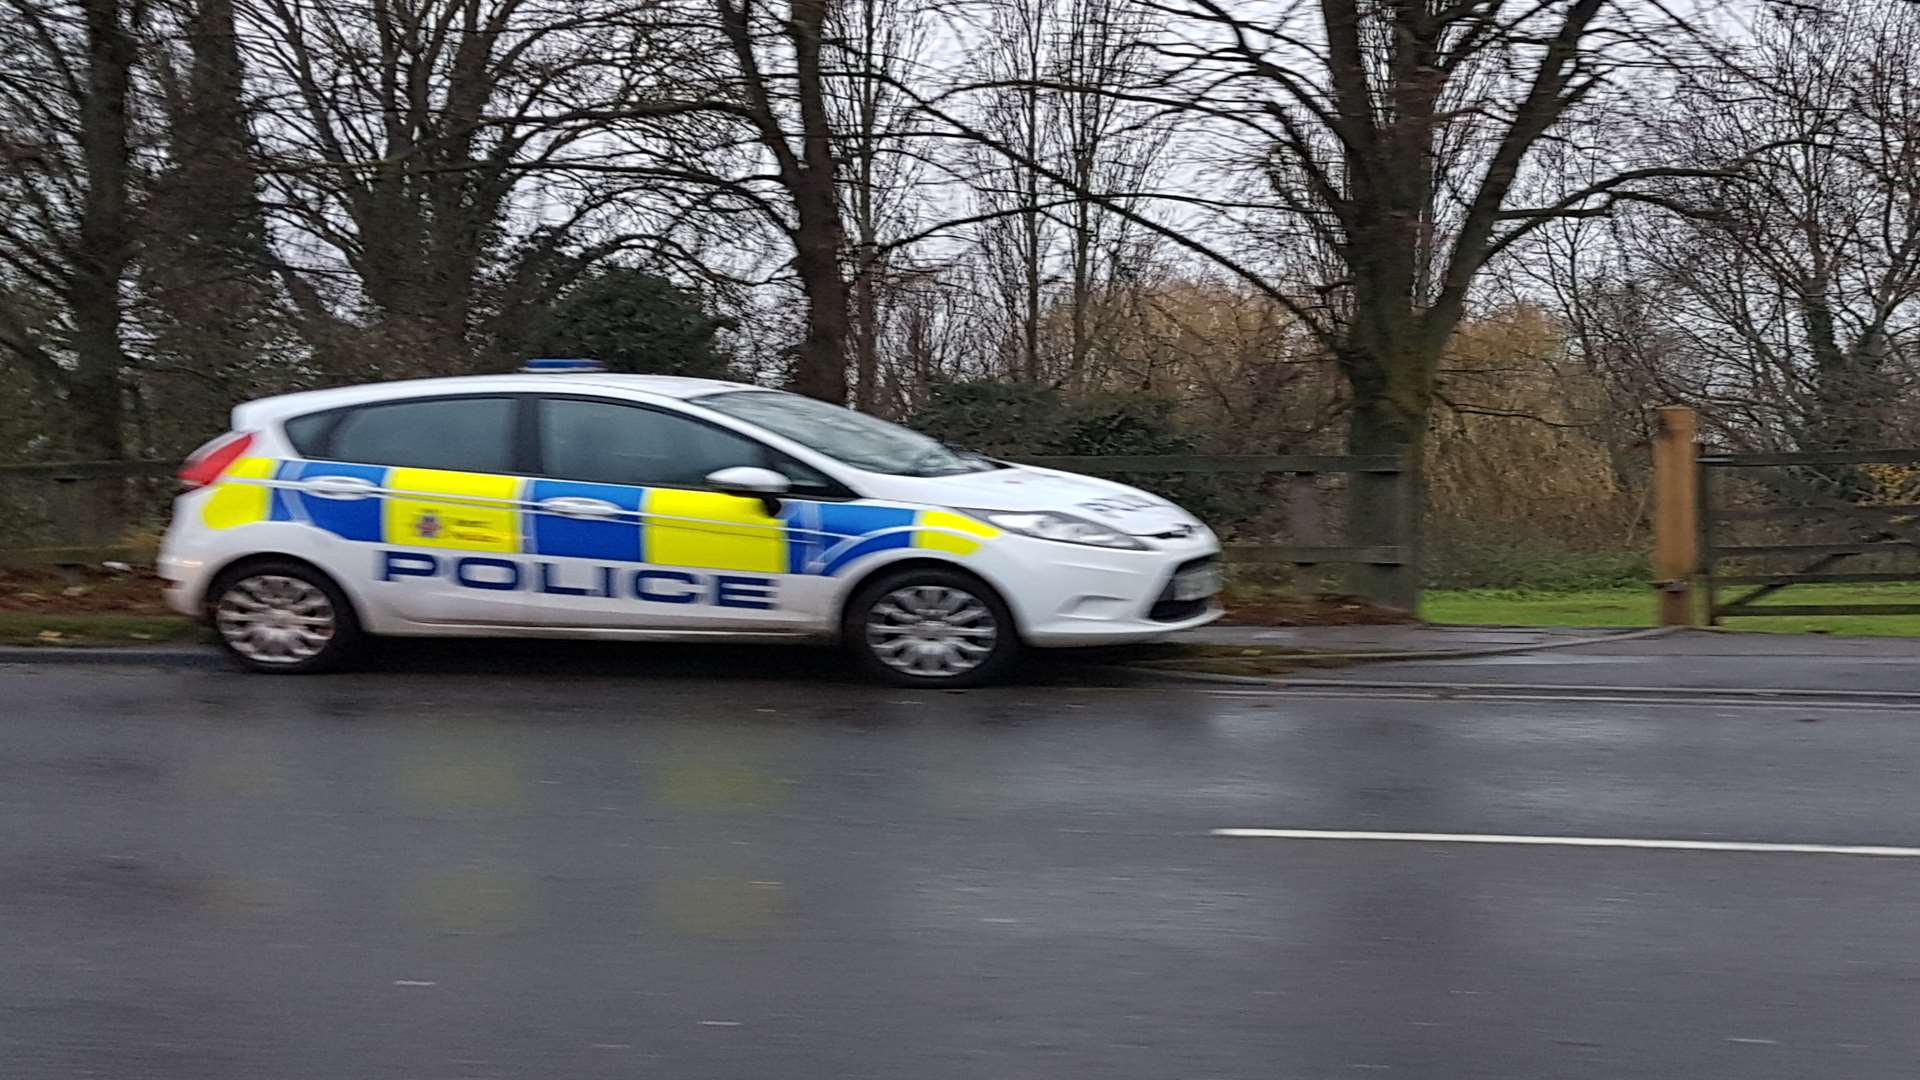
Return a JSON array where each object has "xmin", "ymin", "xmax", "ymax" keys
[
  {"xmin": 0, "ymin": 613, "xmax": 205, "ymax": 647},
  {"xmin": 1424, "ymin": 583, "xmax": 1920, "ymax": 636}
]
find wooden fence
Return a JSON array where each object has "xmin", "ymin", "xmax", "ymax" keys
[
  {"xmin": 0, "ymin": 459, "xmax": 178, "ymax": 567},
  {"xmin": 0, "ymin": 455, "xmax": 1416, "ymax": 602},
  {"xmin": 1021, "ymin": 454, "xmax": 1413, "ymax": 593},
  {"xmin": 1697, "ymin": 446, "xmax": 1920, "ymax": 622},
  {"xmin": 1648, "ymin": 405, "xmax": 1920, "ymax": 626}
]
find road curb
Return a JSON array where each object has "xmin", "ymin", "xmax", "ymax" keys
[
  {"xmin": 1111, "ymin": 625, "xmax": 1684, "ymax": 687},
  {"xmin": 0, "ymin": 646, "xmax": 217, "ymax": 667}
]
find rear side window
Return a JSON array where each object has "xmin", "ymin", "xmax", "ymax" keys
[
  {"xmin": 282, "ymin": 412, "xmax": 334, "ymax": 457},
  {"xmin": 323, "ymin": 397, "xmax": 517, "ymax": 473},
  {"xmin": 538, "ymin": 397, "xmax": 765, "ymax": 488}
]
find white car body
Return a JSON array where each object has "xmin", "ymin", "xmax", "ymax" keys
[{"xmin": 158, "ymin": 372, "xmax": 1223, "ymax": 651}]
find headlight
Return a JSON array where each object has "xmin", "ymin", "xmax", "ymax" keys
[{"xmin": 963, "ymin": 509, "xmax": 1148, "ymax": 550}]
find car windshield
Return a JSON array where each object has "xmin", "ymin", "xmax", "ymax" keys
[{"xmin": 693, "ymin": 391, "xmax": 994, "ymax": 477}]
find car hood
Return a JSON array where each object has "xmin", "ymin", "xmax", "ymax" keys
[{"xmin": 860, "ymin": 464, "xmax": 1207, "ymax": 538}]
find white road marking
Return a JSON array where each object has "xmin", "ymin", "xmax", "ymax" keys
[
  {"xmin": 1200, "ymin": 687, "xmax": 1920, "ymax": 712},
  {"xmin": 1272, "ymin": 679, "xmax": 1920, "ymax": 699},
  {"xmin": 392, "ymin": 980, "xmax": 437, "ymax": 987},
  {"xmin": 1076, "ymin": 685, "xmax": 1920, "ymax": 713},
  {"xmin": 1210, "ymin": 829, "xmax": 1920, "ymax": 858}
]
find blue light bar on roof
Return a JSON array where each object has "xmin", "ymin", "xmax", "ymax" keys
[{"xmin": 519, "ymin": 358, "xmax": 606, "ymax": 373}]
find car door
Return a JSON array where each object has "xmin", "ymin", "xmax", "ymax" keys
[
  {"xmin": 282, "ymin": 394, "xmax": 539, "ymax": 626},
  {"xmin": 524, "ymin": 395, "xmax": 838, "ymax": 632}
]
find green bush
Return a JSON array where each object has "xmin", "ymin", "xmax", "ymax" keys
[{"xmin": 526, "ymin": 268, "xmax": 735, "ymax": 378}]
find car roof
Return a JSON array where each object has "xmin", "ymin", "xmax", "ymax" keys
[{"xmin": 231, "ymin": 373, "xmax": 770, "ymax": 426}]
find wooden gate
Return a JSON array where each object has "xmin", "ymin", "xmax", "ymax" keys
[{"xmin": 1698, "ymin": 447, "xmax": 1920, "ymax": 623}]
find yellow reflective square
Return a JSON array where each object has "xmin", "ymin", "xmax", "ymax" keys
[
  {"xmin": 645, "ymin": 490, "xmax": 784, "ymax": 572},
  {"xmin": 200, "ymin": 457, "xmax": 276, "ymax": 530},
  {"xmin": 385, "ymin": 468, "xmax": 521, "ymax": 553},
  {"xmin": 914, "ymin": 510, "xmax": 997, "ymax": 555}
]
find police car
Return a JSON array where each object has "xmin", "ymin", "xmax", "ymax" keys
[{"xmin": 158, "ymin": 360, "xmax": 1223, "ymax": 686}]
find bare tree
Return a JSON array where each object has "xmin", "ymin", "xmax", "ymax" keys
[
  {"xmin": 707, "ymin": 0, "xmax": 856, "ymax": 401},
  {"xmin": 877, "ymin": 261, "xmax": 1003, "ymax": 412},
  {"xmin": 245, "ymin": 0, "xmax": 662, "ymax": 376},
  {"xmin": 888, "ymin": 0, "xmax": 1743, "ymax": 602},
  {"xmin": 0, "ymin": 0, "xmax": 147, "ymax": 462},
  {"xmin": 581, "ymin": 0, "xmax": 873, "ymax": 402},
  {"xmin": 828, "ymin": 0, "xmax": 933, "ymax": 411},
  {"xmin": 1166, "ymin": 0, "xmax": 1742, "ymax": 602},
  {"xmin": 1627, "ymin": 0, "xmax": 1920, "ymax": 453},
  {"xmin": 956, "ymin": 0, "xmax": 1169, "ymax": 388},
  {"xmin": 138, "ymin": 0, "xmax": 286, "ymax": 445},
  {"xmin": 965, "ymin": 0, "xmax": 1058, "ymax": 383},
  {"xmin": 1052, "ymin": 0, "xmax": 1166, "ymax": 385}
]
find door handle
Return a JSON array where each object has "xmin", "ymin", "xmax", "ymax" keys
[
  {"xmin": 537, "ymin": 496, "xmax": 623, "ymax": 520},
  {"xmin": 302, "ymin": 475, "xmax": 377, "ymax": 500}
]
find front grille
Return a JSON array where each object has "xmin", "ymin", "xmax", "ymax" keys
[
  {"xmin": 1147, "ymin": 556, "xmax": 1219, "ymax": 622},
  {"xmin": 1148, "ymin": 597, "xmax": 1211, "ymax": 622}
]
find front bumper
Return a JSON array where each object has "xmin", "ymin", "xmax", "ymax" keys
[
  {"xmin": 1021, "ymin": 601, "xmax": 1223, "ymax": 646},
  {"xmin": 998, "ymin": 539, "xmax": 1225, "ymax": 647}
]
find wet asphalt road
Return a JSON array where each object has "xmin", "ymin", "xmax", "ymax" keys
[{"xmin": 4, "ymin": 645, "xmax": 1920, "ymax": 1079}]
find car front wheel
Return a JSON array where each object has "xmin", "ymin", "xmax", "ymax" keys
[{"xmin": 846, "ymin": 567, "xmax": 1019, "ymax": 688}]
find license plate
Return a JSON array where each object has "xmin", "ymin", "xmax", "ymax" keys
[{"xmin": 1172, "ymin": 565, "xmax": 1221, "ymax": 602}]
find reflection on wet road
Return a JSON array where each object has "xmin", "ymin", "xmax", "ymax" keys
[{"xmin": 4, "ymin": 658, "xmax": 1919, "ymax": 1079}]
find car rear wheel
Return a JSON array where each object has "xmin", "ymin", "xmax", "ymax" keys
[
  {"xmin": 846, "ymin": 567, "xmax": 1019, "ymax": 688},
  {"xmin": 209, "ymin": 560, "xmax": 362, "ymax": 674}
]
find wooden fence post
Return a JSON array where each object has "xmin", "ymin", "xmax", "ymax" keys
[
  {"xmin": 1287, "ymin": 472, "xmax": 1319, "ymax": 589},
  {"xmin": 1346, "ymin": 464, "xmax": 1418, "ymax": 612},
  {"xmin": 1652, "ymin": 406, "xmax": 1700, "ymax": 626}
]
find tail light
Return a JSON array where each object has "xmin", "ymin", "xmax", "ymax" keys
[{"xmin": 178, "ymin": 431, "xmax": 256, "ymax": 489}]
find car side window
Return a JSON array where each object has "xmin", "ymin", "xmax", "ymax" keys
[
  {"xmin": 325, "ymin": 397, "xmax": 517, "ymax": 473},
  {"xmin": 282, "ymin": 411, "xmax": 335, "ymax": 458},
  {"xmin": 538, "ymin": 397, "xmax": 835, "ymax": 493}
]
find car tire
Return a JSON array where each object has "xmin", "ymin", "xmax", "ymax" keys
[
  {"xmin": 207, "ymin": 559, "xmax": 364, "ymax": 674},
  {"xmin": 844, "ymin": 566, "xmax": 1020, "ymax": 688}
]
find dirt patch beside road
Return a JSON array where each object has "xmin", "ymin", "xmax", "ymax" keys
[
  {"xmin": 0, "ymin": 566, "xmax": 172, "ymax": 614},
  {"xmin": 1216, "ymin": 591, "xmax": 1415, "ymax": 627}
]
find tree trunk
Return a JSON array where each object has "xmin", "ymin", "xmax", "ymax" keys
[
  {"xmin": 783, "ymin": 0, "xmax": 850, "ymax": 405},
  {"xmin": 791, "ymin": 219, "xmax": 851, "ymax": 404},
  {"xmin": 1069, "ymin": 198, "xmax": 1091, "ymax": 386},
  {"xmin": 1020, "ymin": 62, "xmax": 1043, "ymax": 384},
  {"xmin": 68, "ymin": 314, "xmax": 129, "ymax": 463},
  {"xmin": 70, "ymin": 0, "xmax": 136, "ymax": 466},
  {"xmin": 1341, "ymin": 343, "xmax": 1431, "ymax": 611},
  {"xmin": 852, "ymin": 248, "xmax": 880, "ymax": 412},
  {"xmin": 848, "ymin": 0, "xmax": 883, "ymax": 414}
]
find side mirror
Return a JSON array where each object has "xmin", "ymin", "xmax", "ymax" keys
[{"xmin": 706, "ymin": 466, "xmax": 791, "ymax": 515}]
